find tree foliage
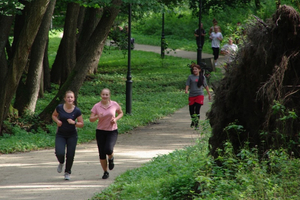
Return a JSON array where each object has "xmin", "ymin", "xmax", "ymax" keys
[
  {"xmin": 0, "ymin": 0, "xmax": 27, "ymax": 15},
  {"xmin": 0, "ymin": 0, "xmax": 168, "ymax": 134}
]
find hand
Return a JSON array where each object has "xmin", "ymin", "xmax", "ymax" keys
[
  {"xmin": 110, "ymin": 117, "xmax": 116, "ymax": 125},
  {"xmin": 95, "ymin": 113, "xmax": 103, "ymax": 119},
  {"xmin": 185, "ymin": 90, "xmax": 188, "ymax": 94},
  {"xmin": 208, "ymin": 94, "xmax": 212, "ymax": 101},
  {"xmin": 67, "ymin": 119, "xmax": 76, "ymax": 125},
  {"xmin": 56, "ymin": 120, "xmax": 62, "ymax": 127}
]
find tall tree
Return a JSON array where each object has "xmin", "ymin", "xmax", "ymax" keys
[
  {"xmin": 14, "ymin": 0, "xmax": 56, "ymax": 115},
  {"xmin": 77, "ymin": 7, "xmax": 103, "ymax": 74},
  {"xmin": 39, "ymin": 0, "xmax": 123, "ymax": 122},
  {"xmin": 0, "ymin": 0, "xmax": 164, "ymax": 134},
  {"xmin": 50, "ymin": 2, "xmax": 80, "ymax": 85},
  {"xmin": 0, "ymin": 0, "xmax": 50, "ymax": 133},
  {"xmin": 0, "ymin": 15, "xmax": 14, "ymax": 83}
]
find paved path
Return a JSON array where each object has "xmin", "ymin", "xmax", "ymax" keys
[
  {"xmin": 134, "ymin": 44, "xmax": 214, "ymax": 60},
  {"xmin": 0, "ymin": 45, "xmax": 215, "ymax": 200},
  {"xmin": 134, "ymin": 44, "xmax": 226, "ymax": 70}
]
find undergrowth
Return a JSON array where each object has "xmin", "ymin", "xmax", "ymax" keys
[{"xmin": 92, "ymin": 121, "xmax": 300, "ymax": 200}]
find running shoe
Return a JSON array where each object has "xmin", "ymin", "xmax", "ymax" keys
[
  {"xmin": 57, "ymin": 163, "xmax": 63, "ymax": 173},
  {"xmin": 102, "ymin": 171, "xmax": 109, "ymax": 179},
  {"xmin": 64, "ymin": 172, "xmax": 70, "ymax": 180},
  {"xmin": 108, "ymin": 157, "xmax": 114, "ymax": 170}
]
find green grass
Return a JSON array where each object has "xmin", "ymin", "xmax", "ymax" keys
[
  {"xmin": 92, "ymin": 129, "xmax": 300, "ymax": 200},
  {"xmin": 0, "ymin": 42, "xmax": 204, "ymax": 153}
]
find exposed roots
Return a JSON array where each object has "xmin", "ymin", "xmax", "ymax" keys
[{"xmin": 208, "ymin": 5, "xmax": 300, "ymax": 159}]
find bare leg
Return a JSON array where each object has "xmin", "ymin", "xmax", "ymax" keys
[
  {"xmin": 100, "ymin": 158, "xmax": 110, "ymax": 179},
  {"xmin": 108, "ymin": 153, "xmax": 113, "ymax": 160},
  {"xmin": 100, "ymin": 159, "xmax": 108, "ymax": 172}
]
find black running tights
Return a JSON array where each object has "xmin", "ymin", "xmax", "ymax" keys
[
  {"xmin": 189, "ymin": 103, "xmax": 202, "ymax": 121},
  {"xmin": 96, "ymin": 129, "xmax": 118, "ymax": 160}
]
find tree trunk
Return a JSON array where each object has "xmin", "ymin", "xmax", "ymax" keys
[
  {"xmin": 14, "ymin": 0, "xmax": 56, "ymax": 115},
  {"xmin": 39, "ymin": 0, "xmax": 122, "ymax": 122},
  {"xmin": 43, "ymin": 41, "xmax": 51, "ymax": 92},
  {"xmin": 50, "ymin": 2, "xmax": 79, "ymax": 85},
  {"xmin": 77, "ymin": 7, "xmax": 103, "ymax": 56},
  {"xmin": 0, "ymin": 15, "xmax": 14, "ymax": 84},
  {"xmin": 77, "ymin": 7, "xmax": 104, "ymax": 74},
  {"xmin": 0, "ymin": 0, "xmax": 50, "ymax": 134},
  {"xmin": 76, "ymin": 6, "xmax": 86, "ymax": 42}
]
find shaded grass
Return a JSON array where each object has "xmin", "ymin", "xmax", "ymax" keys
[{"xmin": 0, "ymin": 48, "xmax": 197, "ymax": 153}]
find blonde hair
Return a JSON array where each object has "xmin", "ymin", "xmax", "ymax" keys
[
  {"xmin": 101, "ymin": 88, "xmax": 111, "ymax": 95},
  {"xmin": 65, "ymin": 90, "xmax": 75, "ymax": 97}
]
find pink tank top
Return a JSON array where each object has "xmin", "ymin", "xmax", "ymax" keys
[{"xmin": 91, "ymin": 101, "xmax": 121, "ymax": 131}]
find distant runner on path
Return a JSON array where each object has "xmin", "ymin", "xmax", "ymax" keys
[{"xmin": 185, "ymin": 63, "xmax": 211, "ymax": 129}]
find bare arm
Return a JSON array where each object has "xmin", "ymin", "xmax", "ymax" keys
[
  {"xmin": 115, "ymin": 107, "xmax": 124, "ymax": 121},
  {"xmin": 89, "ymin": 112, "xmax": 99, "ymax": 122},
  {"xmin": 73, "ymin": 115, "xmax": 84, "ymax": 128},
  {"xmin": 185, "ymin": 85, "xmax": 189, "ymax": 94},
  {"xmin": 205, "ymin": 86, "xmax": 212, "ymax": 101},
  {"xmin": 111, "ymin": 106, "xmax": 124, "ymax": 125},
  {"xmin": 52, "ymin": 109, "xmax": 62, "ymax": 127}
]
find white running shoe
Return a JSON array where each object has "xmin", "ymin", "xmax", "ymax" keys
[
  {"xmin": 57, "ymin": 163, "xmax": 63, "ymax": 173},
  {"xmin": 64, "ymin": 172, "xmax": 70, "ymax": 180}
]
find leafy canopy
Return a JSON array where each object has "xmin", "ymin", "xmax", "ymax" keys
[{"xmin": 0, "ymin": 0, "xmax": 28, "ymax": 15}]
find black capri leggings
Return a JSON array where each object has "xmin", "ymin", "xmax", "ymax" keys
[
  {"xmin": 212, "ymin": 47, "xmax": 220, "ymax": 60},
  {"xmin": 189, "ymin": 103, "xmax": 202, "ymax": 118},
  {"xmin": 96, "ymin": 129, "xmax": 118, "ymax": 160}
]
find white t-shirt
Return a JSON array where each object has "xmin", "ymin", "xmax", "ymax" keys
[{"xmin": 210, "ymin": 32, "xmax": 223, "ymax": 48}]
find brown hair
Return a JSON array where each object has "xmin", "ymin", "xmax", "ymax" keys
[{"xmin": 189, "ymin": 63, "xmax": 204, "ymax": 87}]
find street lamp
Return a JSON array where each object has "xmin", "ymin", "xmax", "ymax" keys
[
  {"xmin": 126, "ymin": 3, "xmax": 132, "ymax": 114},
  {"xmin": 197, "ymin": 0, "xmax": 202, "ymax": 65},
  {"xmin": 161, "ymin": 12, "xmax": 165, "ymax": 58}
]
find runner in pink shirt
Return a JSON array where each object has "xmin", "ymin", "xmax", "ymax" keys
[{"xmin": 89, "ymin": 88, "xmax": 123, "ymax": 179}]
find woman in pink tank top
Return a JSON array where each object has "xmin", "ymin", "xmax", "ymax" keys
[{"xmin": 89, "ymin": 88, "xmax": 123, "ymax": 179}]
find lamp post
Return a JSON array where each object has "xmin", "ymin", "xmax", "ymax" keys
[
  {"xmin": 197, "ymin": 0, "xmax": 202, "ymax": 65},
  {"xmin": 161, "ymin": 12, "xmax": 165, "ymax": 58},
  {"xmin": 126, "ymin": 3, "xmax": 132, "ymax": 114}
]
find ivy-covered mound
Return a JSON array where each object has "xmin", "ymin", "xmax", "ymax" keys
[{"xmin": 207, "ymin": 5, "xmax": 300, "ymax": 159}]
